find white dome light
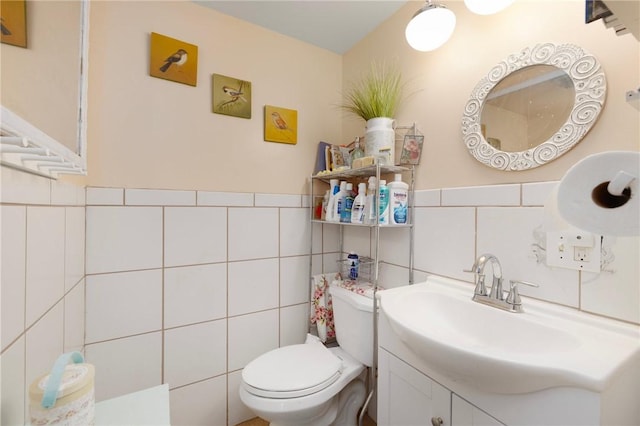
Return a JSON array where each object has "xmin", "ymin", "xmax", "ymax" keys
[
  {"xmin": 405, "ymin": 2, "xmax": 456, "ymax": 52},
  {"xmin": 464, "ymin": 0, "xmax": 514, "ymax": 15}
]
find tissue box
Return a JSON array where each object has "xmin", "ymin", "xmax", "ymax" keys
[{"xmin": 29, "ymin": 355, "xmax": 95, "ymax": 426}]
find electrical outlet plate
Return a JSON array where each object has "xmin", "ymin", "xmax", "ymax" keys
[{"xmin": 546, "ymin": 230, "xmax": 602, "ymax": 273}]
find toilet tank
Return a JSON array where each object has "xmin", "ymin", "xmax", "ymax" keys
[{"xmin": 329, "ymin": 284, "xmax": 375, "ymax": 367}]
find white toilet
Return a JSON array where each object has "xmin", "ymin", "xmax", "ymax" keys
[{"xmin": 239, "ymin": 283, "xmax": 374, "ymax": 426}]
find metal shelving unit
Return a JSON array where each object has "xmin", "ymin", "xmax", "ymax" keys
[{"xmin": 308, "ymin": 163, "xmax": 415, "ymax": 426}]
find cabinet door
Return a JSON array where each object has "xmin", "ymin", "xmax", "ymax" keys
[
  {"xmin": 378, "ymin": 349, "xmax": 451, "ymax": 426},
  {"xmin": 451, "ymin": 394, "xmax": 504, "ymax": 426}
]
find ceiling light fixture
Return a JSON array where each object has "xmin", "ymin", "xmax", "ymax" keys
[
  {"xmin": 405, "ymin": 1, "xmax": 456, "ymax": 52},
  {"xmin": 464, "ymin": 0, "xmax": 514, "ymax": 15}
]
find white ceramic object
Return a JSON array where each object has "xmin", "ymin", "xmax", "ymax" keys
[
  {"xmin": 239, "ymin": 282, "xmax": 374, "ymax": 426},
  {"xmin": 379, "ymin": 275, "xmax": 640, "ymax": 394}
]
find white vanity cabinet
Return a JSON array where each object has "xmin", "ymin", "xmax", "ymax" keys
[
  {"xmin": 378, "ymin": 348, "xmax": 451, "ymax": 426},
  {"xmin": 378, "ymin": 349, "xmax": 504, "ymax": 426},
  {"xmin": 377, "ymin": 306, "xmax": 639, "ymax": 425}
]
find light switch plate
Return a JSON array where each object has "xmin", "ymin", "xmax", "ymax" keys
[{"xmin": 546, "ymin": 230, "xmax": 602, "ymax": 273}]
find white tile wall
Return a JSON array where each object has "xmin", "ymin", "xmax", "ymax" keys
[
  {"xmin": 164, "ymin": 320, "xmax": 227, "ymax": 388},
  {"xmin": 164, "ymin": 263, "xmax": 227, "ymax": 328},
  {"xmin": 280, "ymin": 303, "xmax": 309, "ymax": 346},
  {"xmin": 477, "ymin": 207, "xmax": 579, "ymax": 307},
  {"xmin": 85, "ymin": 332, "xmax": 162, "ymax": 401},
  {"xmin": 86, "ymin": 270, "xmax": 163, "ymax": 343},
  {"xmin": 164, "ymin": 207, "xmax": 227, "ymax": 267},
  {"xmin": 197, "ymin": 191, "xmax": 253, "ymax": 206},
  {"xmin": 125, "ymin": 188, "xmax": 196, "ymax": 206},
  {"xmin": 64, "ymin": 280, "xmax": 86, "ymax": 353},
  {"xmin": 86, "ymin": 206, "xmax": 162, "ymax": 274},
  {"xmin": 442, "ymin": 184, "xmax": 521, "ymax": 206},
  {"xmin": 25, "ymin": 303, "xmax": 65, "ymax": 411},
  {"xmin": 0, "ymin": 336, "xmax": 26, "ymax": 426},
  {"xmin": 413, "ymin": 207, "xmax": 476, "ymax": 281},
  {"xmin": 1, "ymin": 170, "xmax": 85, "ymax": 426},
  {"xmin": 170, "ymin": 375, "xmax": 227, "ymax": 426},
  {"xmin": 228, "ymin": 207, "xmax": 279, "ymax": 261},
  {"xmin": 228, "ymin": 310, "xmax": 279, "ymax": 371},
  {"xmin": 280, "ymin": 208, "xmax": 311, "ymax": 257},
  {"xmin": 1, "ymin": 206, "xmax": 26, "ymax": 351},
  {"xmin": 25, "ymin": 207, "xmax": 66, "ymax": 327},
  {"xmin": 65, "ymin": 207, "xmax": 85, "ymax": 292},
  {"xmin": 228, "ymin": 258, "xmax": 279, "ymax": 316},
  {"xmin": 227, "ymin": 370, "xmax": 253, "ymax": 426},
  {"xmin": 279, "ymin": 255, "xmax": 311, "ymax": 306},
  {"xmin": 86, "ymin": 187, "xmax": 124, "ymax": 205}
]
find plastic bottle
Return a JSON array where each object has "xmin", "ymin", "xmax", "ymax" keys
[
  {"xmin": 325, "ymin": 179, "xmax": 340, "ymax": 222},
  {"xmin": 347, "ymin": 252, "xmax": 359, "ymax": 280},
  {"xmin": 388, "ymin": 173, "xmax": 409, "ymax": 225},
  {"xmin": 332, "ymin": 181, "xmax": 348, "ymax": 223},
  {"xmin": 350, "ymin": 182, "xmax": 367, "ymax": 224},
  {"xmin": 378, "ymin": 180, "xmax": 390, "ymax": 225},
  {"xmin": 340, "ymin": 183, "xmax": 355, "ymax": 223},
  {"xmin": 320, "ymin": 189, "xmax": 330, "ymax": 221},
  {"xmin": 363, "ymin": 176, "xmax": 377, "ymax": 224}
]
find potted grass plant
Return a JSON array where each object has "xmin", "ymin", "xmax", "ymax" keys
[{"xmin": 341, "ymin": 61, "xmax": 404, "ymax": 164}]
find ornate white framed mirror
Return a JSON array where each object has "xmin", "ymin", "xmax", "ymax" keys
[
  {"xmin": 0, "ymin": 0, "xmax": 89, "ymax": 177},
  {"xmin": 461, "ymin": 43, "xmax": 606, "ymax": 171}
]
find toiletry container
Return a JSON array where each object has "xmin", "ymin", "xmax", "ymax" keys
[
  {"xmin": 325, "ymin": 179, "xmax": 340, "ymax": 222},
  {"xmin": 388, "ymin": 174, "xmax": 409, "ymax": 225},
  {"xmin": 332, "ymin": 181, "xmax": 347, "ymax": 223},
  {"xmin": 364, "ymin": 177, "xmax": 377, "ymax": 224},
  {"xmin": 340, "ymin": 183, "xmax": 355, "ymax": 223},
  {"xmin": 350, "ymin": 183, "xmax": 367, "ymax": 224},
  {"xmin": 378, "ymin": 180, "xmax": 389, "ymax": 225}
]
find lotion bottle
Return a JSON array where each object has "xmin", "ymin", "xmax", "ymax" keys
[
  {"xmin": 388, "ymin": 173, "xmax": 409, "ymax": 225},
  {"xmin": 364, "ymin": 176, "xmax": 377, "ymax": 224}
]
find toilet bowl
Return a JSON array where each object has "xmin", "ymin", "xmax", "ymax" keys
[{"xmin": 239, "ymin": 283, "xmax": 374, "ymax": 426}]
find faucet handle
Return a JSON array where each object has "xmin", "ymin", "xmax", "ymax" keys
[{"xmin": 506, "ymin": 280, "xmax": 539, "ymax": 306}]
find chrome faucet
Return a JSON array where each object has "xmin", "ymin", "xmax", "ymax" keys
[
  {"xmin": 465, "ymin": 254, "xmax": 539, "ymax": 313},
  {"xmin": 467, "ymin": 253, "xmax": 503, "ymax": 300}
]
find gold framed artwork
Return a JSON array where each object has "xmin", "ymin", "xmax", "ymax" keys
[
  {"xmin": 1, "ymin": 0, "xmax": 27, "ymax": 48},
  {"xmin": 149, "ymin": 32, "xmax": 198, "ymax": 86},
  {"xmin": 212, "ymin": 73, "xmax": 252, "ymax": 119},
  {"xmin": 264, "ymin": 105, "xmax": 297, "ymax": 145}
]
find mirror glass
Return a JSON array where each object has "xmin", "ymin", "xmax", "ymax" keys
[
  {"xmin": 462, "ymin": 43, "xmax": 606, "ymax": 171},
  {"xmin": 1, "ymin": 0, "xmax": 88, "ymax": 171}
]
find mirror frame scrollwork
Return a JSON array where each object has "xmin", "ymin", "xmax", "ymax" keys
[{"xmin": 461, "ymin": 42, "xmax": 606, "ymax": 171}]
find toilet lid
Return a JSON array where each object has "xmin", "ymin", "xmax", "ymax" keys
[{"xmin": 242, "ymin": 343, "xmax": 343, "ymax": 398}]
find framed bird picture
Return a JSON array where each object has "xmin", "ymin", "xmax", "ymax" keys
[
  {"xmin": 264, "ymin": 105, "xmax": 297, "ymax": 145},
  {"xmin": 212, "ymin": 73, "xmax": 252, "ymax": 119},
  {"xmin": 1, "ymin": 0, "xmax": 27, "ymax": 48},
  {"xmin": 149, "ymin": 32, "xmax": 198, "ymax": 86}
]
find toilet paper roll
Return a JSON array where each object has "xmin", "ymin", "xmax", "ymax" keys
[{"xmin": 556, "ymin": 151, "xmax": 640, "ymax": 236}]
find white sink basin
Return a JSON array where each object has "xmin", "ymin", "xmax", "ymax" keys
[{"xmin": 379, "ymin": 276, "xmax": 640, "ymax": 394}]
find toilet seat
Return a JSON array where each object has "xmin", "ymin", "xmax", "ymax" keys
[{"xmin": 242, "ymin": 342, "xmax": 343, "ymax": 399}]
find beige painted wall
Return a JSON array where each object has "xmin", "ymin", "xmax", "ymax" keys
[
  {"xmin": 343, "ymin": 0, "xmax": 640, "ymax": 190},
  {"xmin": 86, "ymin": 1, "xmax": 343, "ymax": 194}
]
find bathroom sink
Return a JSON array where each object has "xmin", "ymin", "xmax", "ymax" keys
[{"xmin": 379, "ymin": 276, "xmax": 640, "ymax": 394}]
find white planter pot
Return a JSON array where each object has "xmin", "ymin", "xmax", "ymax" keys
[{"xmin": 365, "ymin": 117, "xmax": 396, "ymax": 165}]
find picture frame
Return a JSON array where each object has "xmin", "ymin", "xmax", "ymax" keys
[
  {"xmin": 585, "ymin": 0, "xmax": 612, "ymax": 24},
  {"xmin": 399, "ymin": 134, "xmax": 424, "ymax": 165},
  {"xmin": 1, "ymin": 0, "xmax": 27, "ymax": 48},
  {"xmin": 212, "ymin": 73, "xmax": 252, "ymax": 119},
  {"xmin": 149, "ymin": 32, "xmax": 198, "ymax": 86},
  {"xmin": 264, "ymin": 105, "xmax": 297, "ymax": 144}
]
